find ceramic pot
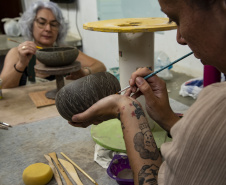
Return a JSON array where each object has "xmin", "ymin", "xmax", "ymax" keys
[
  {"xmin": 36, "ymin": 47, "xmax": 79, "ymax": 67},
  {"xmin": 55, "ymin": 72, "xmax": 121, "ymax": 121}
]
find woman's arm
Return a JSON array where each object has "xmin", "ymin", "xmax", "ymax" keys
[
  {"xmin": 65, "ymin": 50, "xmax": 106, "ymax": 80},
  {"xmin": 119, "ymin": 97, "xmax": 162, "ymax": 185},
  {"xmin": 0, "ymin": 48, "xmax": 24, "ymax": 88},
  {"xmin": 0, "ymin": 41, "xmax": 36, "ymax": 88},
  {"xmin": 70, "ymin": 95, "xmax": 162, "ymax": 184}
]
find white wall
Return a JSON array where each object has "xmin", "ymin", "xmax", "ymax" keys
[
  {"xmin": 77, "ymin": 0, "xmax": 119, "ymax": 70},
  {"xmin": 155, "ymin": 31, "xmax": 204, "ymax": 77}
]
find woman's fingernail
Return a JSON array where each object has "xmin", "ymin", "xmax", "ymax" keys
[{"xmin": 136, "ymin": 77, "xmax": 144, "ymax": 85}]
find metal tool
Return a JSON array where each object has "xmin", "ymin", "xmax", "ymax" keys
[
  {"xmin": 0, "ymin": 121, "xmax": 12, "ymax": 129},
  {"xmin": 117, "ymin": 51, "xmax": 194, "ymax": 94}
]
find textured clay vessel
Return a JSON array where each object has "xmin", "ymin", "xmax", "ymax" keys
[
  {"xmin": 36, "ymin": 47, "xmax": 79, "ymax": 67},
  {"xmin": 55, "ymin": 72, "xmax": 121, "ymax": 121}
]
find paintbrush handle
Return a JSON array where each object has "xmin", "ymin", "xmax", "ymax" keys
[
  {"xmin": 117, "ymin": 52, "xmax": 193, "ymax": 94},
  {"xmin": 144, "ymin": 51, "xmax": 193, "ymax": 80},
  {"xmin": 8, "ymin": 38, "xmax": 43, "ymax": 49},
  {"xmin": 48, "ymin": 152, "xmax": 73, "ymax": 185}
]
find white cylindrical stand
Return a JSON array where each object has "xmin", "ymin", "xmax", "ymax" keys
[{"xmin": 118, "ymin": 32, "xmax": 155, "ymax": 129}]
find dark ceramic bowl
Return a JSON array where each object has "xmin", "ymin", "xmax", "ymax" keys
[
  {"xmin": 36, "ymin": 47, "xmax": 79, "ymax": 67},
  {"xmin": 107, "ymin": 154, "xmax": 134, "ymax": 185},
  {"xmin": 55, "ymin": 72, "xmax": 121, "ymax": 121}
]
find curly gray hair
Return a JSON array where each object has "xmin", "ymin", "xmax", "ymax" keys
[{"xmin": 19, "ymin": 1, "xmax": 69, "ymax": 45}]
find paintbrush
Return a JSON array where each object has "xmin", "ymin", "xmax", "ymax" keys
[
  {"xmin": 117, "ymin": 51, "xmax": 193, "ymax": 94},
  {"xmin": 8, "ymin": 38, "xmax": 43, "ymax": 49}
]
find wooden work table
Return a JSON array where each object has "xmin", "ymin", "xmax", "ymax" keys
[
  {"xmin": 0, "ymin": 80, "xmax": 118, "ymax": 185},
  {"xmin": 0, "ymin": 77, "xmax": 189, "ymax": 185},
  {"xmin": 0, "ymin": 80, "xmax": 70, "ymax": 126}
]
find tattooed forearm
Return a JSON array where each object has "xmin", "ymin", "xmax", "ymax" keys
[
  {"xmin": 139, "ymin": 122, "xmax": 149, "ymax": 131},
  {"xmin": 121, "ymin": 121, "xmax": 125, "ymax": 130},
  {"xmin": 134, "ymin": 121, "xmax": 159, "ymax": 160},
  {"xmin": 132, "ymin": 101, "xmax": 145, "ymax": 119},
  {"xmin": 117, "ymin": 113, "xmax": 121, "ymax": 121},
  {"xmin": 138, "ymin": 164, "xmax": 159, "ymax": 185},
  {"xmin": 134, "ymin": 132, "xmax": 159, "ymax": 160}
]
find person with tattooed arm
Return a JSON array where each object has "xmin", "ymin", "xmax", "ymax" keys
[{"xmin": 69, "ymin": 0, "xmax": 226, "ymax": 184}]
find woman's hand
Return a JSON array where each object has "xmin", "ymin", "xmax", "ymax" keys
[
  {"xmin": 69, "ymin": 94, "xmax": 133, "ymax": 128},
  {"xmin": 65, "ymin": 68, "xmax": 88, "ymax": 80},
  {"xmin": 17, "ymin": 41, "xmax": 37, "ymax": 67},
  {"xmin": 125, "ymin": 67, "xmax": 180, "ymax": 132}
]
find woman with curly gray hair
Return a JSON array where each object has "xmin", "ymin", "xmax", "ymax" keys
[
  {"xmin": 19, "ymin": 1, "xmax": 68, "ymax": 46},
  {"xmin": 0, "ymin": 1, "xmax": 106, "ymax": 88}
]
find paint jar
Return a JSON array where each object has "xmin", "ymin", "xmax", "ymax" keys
[{"xmin": 0, "ymin": 78, "xmax": 2, "ymax": 99}]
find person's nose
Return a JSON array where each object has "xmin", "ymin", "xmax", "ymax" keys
[
  {"xmin": 44, "ymin": 23, "xmax": 51, "ymax": 31},
  {"xmin": 176, "ymin": 27, "xmax": 187, "ymax": 45}
]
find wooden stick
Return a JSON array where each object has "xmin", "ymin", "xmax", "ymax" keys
[
  {"xmin": 44, "ymin": 154, "xmax": 63, "ymax": 185},
  {"xmin": 48, "ymin": 152, "xmax": 73, "ymax": 185},
  {"xmin": 61, "ymin": 152, "xmax": 98, "ymax": 185},
  {"xmin": 8, "ymin": 38, "xmax": 43, "ymax": 49},
  {"xmin": 59, "ymin": 158, "xmax": 83, "ymax": 185}
]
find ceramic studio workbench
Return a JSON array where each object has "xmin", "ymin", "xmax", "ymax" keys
[
  {"xmin": 0, "ymin": 116, "xmax": 118, "ymax": 185},
  {"xmin": 0, "ymin": 79, "xmax": 189, "ymax": 185},
  {"xmin": 0, "ymin": 81, "xmax": 118, "ymax": 185},
  {"xmin": 0, "ymin": 80, "xmax": 62, "ymax": 126}
]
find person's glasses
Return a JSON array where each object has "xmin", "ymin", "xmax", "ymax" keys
[{"xmin": 35, "ymin": 17, "xmax": 60, "ymax": 31}]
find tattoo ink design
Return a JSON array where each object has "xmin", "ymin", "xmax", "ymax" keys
[
  {"xmin": 132, "ymin": 101, "xmax": 145, "ymax": 119},
  {"xmin": 121, "ymin": 121, "xmax": 125, "ymax": 130},
  {"xmin": 133, "ymin": 123, "xmax": 159, "ymax": 160},
  {"xmin": 117, "ymin": 113, "xmax": 121, "ymax": 121},
  {"xmin": 138, "ymin": 164, "xmax": 159, "ymax": 185}
]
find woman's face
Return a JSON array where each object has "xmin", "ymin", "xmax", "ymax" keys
[
  {"xmin": 33, "ymin": 8, "xmax": 59, "ymax": 47},
  {"xmin": 158, "ymin": 0, "xmax": 226, "ymax": 73}
]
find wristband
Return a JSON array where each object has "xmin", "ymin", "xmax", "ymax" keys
[
  {"xmin": 14, "ymin": 64, "xmax": 24, "ymax": 73},
  {"xmin": 83, "ymin": 67, "xmax": 92, "ymax": 75}
]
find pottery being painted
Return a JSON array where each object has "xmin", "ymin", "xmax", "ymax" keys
[
  {"xmin": 36, "ymin": 47, "xmax": 79, "ymax": 67},
  {"xmin": 55, "ymin": 72, "xmax": 121, "ymax": 121}
]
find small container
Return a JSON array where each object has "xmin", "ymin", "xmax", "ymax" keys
[
  {"xmin": 107, "ymin": 154, "xmax": 134, "ymax": 185},
  {"xmin": 0, "ymin": 78, "xmax": 2, "ymax": 99}
]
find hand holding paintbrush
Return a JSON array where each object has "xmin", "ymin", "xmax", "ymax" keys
[
  {"xmin": 117, "ymin": 52, "xmax": 193, "ymax": 94},
  {"xmin": 8, "ymin": 38, "xmax": 43, "ymax": 49}
]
